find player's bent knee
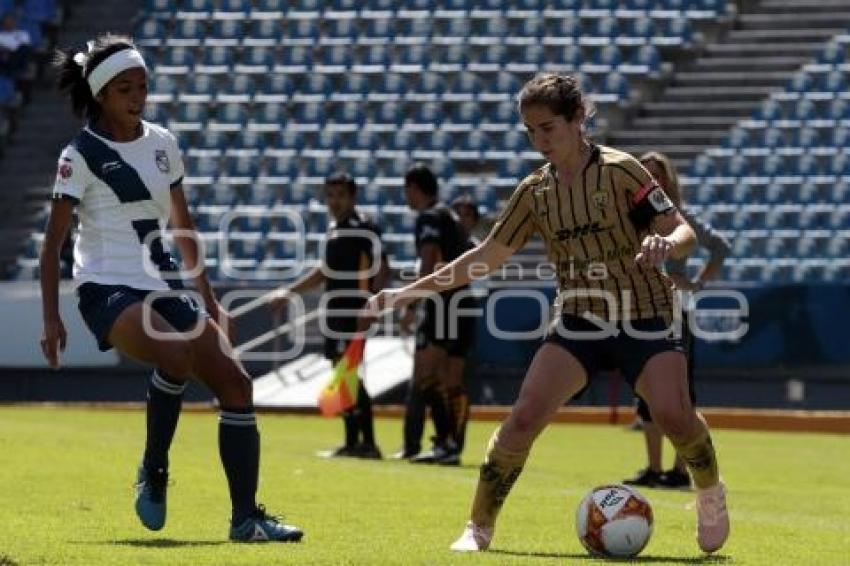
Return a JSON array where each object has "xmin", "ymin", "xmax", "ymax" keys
[
  {"xmin": 216, "ymin": 369, "xmax": 253, "ymax": 408},
  {"xmin": 506, "ymin": 403, "xmax": 545, "ymax": 441}
]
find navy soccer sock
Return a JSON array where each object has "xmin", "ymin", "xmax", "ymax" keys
[
  {"xmin": 219, "ymin": 407, "xmax": 260, "ymax": 524},
  {"xmin": 142, "ymin": 370, "xmax": 186, "ymax": 474}
]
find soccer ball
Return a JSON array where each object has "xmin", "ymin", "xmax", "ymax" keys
[{"xmin": 575, "ymin": 484, "xmax": 653, "ymax": 558}]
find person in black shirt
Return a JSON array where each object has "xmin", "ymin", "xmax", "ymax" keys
[
  {"xmin": 271, "ymin": 172, "xmax": 388, "ymax": 459},
  {"xmin": 396, "ymin": 164, "xmax": 471, "ymax": 465}
]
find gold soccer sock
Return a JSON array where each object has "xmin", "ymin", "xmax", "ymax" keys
[
  {"xmin": 670, "ymin": 414, "xmax": 720, "ymax": 489},
  {"xmin": 470, "ymin": 428, "xmax": 530, "ymax": 528}
]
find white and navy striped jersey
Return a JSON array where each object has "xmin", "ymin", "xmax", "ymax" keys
[{"xmin": 52, "ymin": 121, "xmax": 185, "ymax": 290}]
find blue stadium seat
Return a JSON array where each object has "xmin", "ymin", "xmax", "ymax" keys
[
  {"xmin": 331, "ymin": 102, "xmax": 366, "ymax": 128},
  {"xmin": 198, "ymin": 46, "xmax": 233, "ymax": 74},
  {"xmin": 410, "ymin": 102, "xmax": 443, "ymax": 127},
  {"xmin": 195, "ymin": 130, "xmax": 229, "ymax": 153},
  {"xmin": 337, "ymin": 73, "xmax": 370, "ymax": 100},
  {"xmin": 362, "ymin": 19, "xmax": 395, "ymax": 45},
  {"xmin": 135, "ymin": 19, "xmax": 167, "ymax": 46},
  {"xmin": 236, "ymin": 47, "xmax": 274, "ymax": 73},
  {"xmin": 820, "ymin": 70, "xmax": 847, "ymax": 93},
  {"xmin": 180, "ymin": 0, "xmax": 213, "ymax": 14},
  {"xmin": 819, "ymin": 41, "xmax": 845, "ymax": 65},
  {"xmin": 372, "ymin": 102, "xmax": 404, "ymax": 128},
  {"xmin": 358, "ymin": 45, "xmax": 391, "ymax": 69},
  {"xmin": 450, "ymin": 102, "xmax": 483, "ymax": 127},
  {"xmin": 251, "ymin": 102, "xmax": 288, "ymax": 131},
  {"xmin": 351, "ymin": 130, "xmax": 381, "ymax": 153},
  {"xmin": 798, "ymin": 230, "xmax": 834, "ymax": 258},
  {"xmin": 395, "ymin": 45, "xmax": 431, "ymax": 69},
  {"xmin": 277, "ymin": 46, "xmax": 312, "ymax": 72},
  {"xmin": 263, "ymin": 156, "xmax": 300, "ymax": 183},
  {"xmin": 324, "ymin": 18, "xmax": 357, "ymax": 44},
  {"xmin": 246, "ymin": 19, "xmax": 282, "ymax": 46},
  {"xmin": 181, "ymin": 74, "xmax": 217, "ymax": 102},
  {"xmin": 766, "ymin": 229, "xmax": 800, "ymax": 258},
  {"xmin": 412, "ymin": 72, "xmax": 445, "ymax": 99},
  {"xmin": 222, "ymin": 155, "xmax": 258, "ymax": 183},
  {"xmin": 314, "ymin": 130, "xmax": 342, "ymax": 153},
  {"xmin": 175, "ymin": 101, "xmax": 210, "ymax": 125},
  {"xmin": 435, "ymin": 16, "xmax": 471, "ymax": 42},
  {"xmin": 296, "ymin": 74, "xmax": 333, "ymax": 100},
  {"xmin": 275, "ymin": 130, "xmax": 306, "ymax": 155},
  {"xmin": 171, "ymin": 20, "xmax": 206, "ymax": 47},
  {"xmin": 786, "ymin": 71, "xmax": 813, "ymax": 93},
  {"xmin": 397, "ymin": 17, "xmax": 433, "ymax": 40},
  {"xmin": 470, "ymin": 44, "xmax": 509, "ymax": 68},
  {"xmin": 320, "ymin": 45, "xmax": 353, "ymax": 69},
  {"xmin": 801, "ymin": 203, "xmax": 835, "ymax": 230},
  {"xmin": 766, "ymin": 204, "xmax": 802, "ymax": 229},
  {"xmin": 292, "ymin": 102, "xmax": 326, "ymax": 125},
  {"xmin": 211, "ymin": 103, "xmax": 246, "ymax": 130},
  {"xmin": 733, "ymin": 230, "xmax": 768, "ymax": 258},
  {"xmin": 220, "ymin": 74, "xmax": 256, "ymax": 103},
  {"xmin": 233, "ymin": 129, "xmax": 266, "ymax": 154},
  {"xmin": 283, "ymin": 19, "xmax": 320, "ymax": 45},
  {"xmin": 210, "ymin": 19, "xmax": 244, "ymax": 45},
  {"xmin": 156, "ymin": 47, "xmax": 195, "ymax": 75},
  {"xmin": 445, "ymin": 72, "xmax": 481, "ymax": 100},
  {"xmin": 372, "ymin": 73, "xmax": 407, "ymax": 101},
  {"xmin": 217, "ymin": 0, "xmax": 250, "ymax": 13}
]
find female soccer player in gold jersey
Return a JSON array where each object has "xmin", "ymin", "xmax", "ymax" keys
[{"xmin": 360, "ymin": 73, "xmax": 729, "ymax": 555}]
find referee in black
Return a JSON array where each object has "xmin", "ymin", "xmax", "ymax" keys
[
  {"xmin": 271, "ymin": 172, "xmax": 388, "ymax": 459},
  {"xmin": 396, "ymin": 164, "xmax": 473, "ymax": 465}
]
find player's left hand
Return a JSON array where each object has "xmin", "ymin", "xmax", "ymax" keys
[{"xmin": 635, "ymin": 235, "xmax": 673, "ymax": 267}]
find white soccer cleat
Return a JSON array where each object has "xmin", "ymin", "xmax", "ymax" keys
[
  {"xmin": 449, "ymin": 521, "xmax": 493, "ymax": 552},
  {"xmin": 696, "ymin": 481, "xmax": 730, "ymax": 553}
]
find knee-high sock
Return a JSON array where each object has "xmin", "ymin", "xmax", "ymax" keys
[
  {"xmin": 219, "ymin": 407, "xmax": 260, "ymax": 524},
  {"xmin": 446, "ymin": 385, "xmax": 469, "ymax": 452},
  {"xmin": 355, "ymin": 378, "xmax": 376, "ymax": 446},
  {"xmin": 142, "ymin": 370, "xmax": 185, "ymax": 473},
  {"xmin": 670, "ymin": 414, "xmax": 719, "ymax": 489},
  {"xmin": 403, "ymin": 382, "xmax": 426, "ymax": 453},
  {"xmin": 470, "ymin": 427, "xmax": 530, "ymax": 528}
]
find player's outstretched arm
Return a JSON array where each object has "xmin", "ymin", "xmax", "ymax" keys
[
  {"xmin": 359, "ymin": 235, "xmax": 514, "ymax": 326},
  {"xmin": 39, "ymin": 198, "xmax": 74, "ymax": 368}
]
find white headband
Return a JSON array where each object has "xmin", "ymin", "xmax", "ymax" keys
[{"xmin": 75, "ymin": 47, "xmax": 147, "ymax": 96}]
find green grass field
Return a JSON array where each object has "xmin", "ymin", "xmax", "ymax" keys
[{"xmin": 0, "ymin": 407, "xmax": 848, "ymax": 565}]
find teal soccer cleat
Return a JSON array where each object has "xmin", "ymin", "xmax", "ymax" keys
[
  {"xmin": 229, "ymin": 505, "xmax": 304, "ymax": 543},
  {"xmin": 134, "ymin": 465, "xmax": 168, "ymax": 531}
]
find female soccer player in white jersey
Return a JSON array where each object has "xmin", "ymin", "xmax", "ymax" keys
[
  {"xmin": 360, "ymin": 73, "xmax": 729, "ymax": 554},
  {"xmin": 39, "ymin": 34, "xmax": 302, "ymax": 543}
]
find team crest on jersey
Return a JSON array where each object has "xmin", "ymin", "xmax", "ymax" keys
[
  {"xmin": 58, "ymin": 163, "xmax": 73, "ymax": 181},
  {"xmin": 591, "ymin": 189, "xmax": 609, "ymax": 209},
  {"xmin": 155, "ymin": 150, "xmax": 170, "ymax": 173}
]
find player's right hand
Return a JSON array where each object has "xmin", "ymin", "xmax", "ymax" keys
[{"xmin": 40, "ymin": 318, "xmax": 67, "ymax": 369}]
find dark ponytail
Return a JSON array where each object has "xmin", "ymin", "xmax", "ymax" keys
[{"xmin": 54, "ymin": 33, "xmax": 138, "ymax": 120}]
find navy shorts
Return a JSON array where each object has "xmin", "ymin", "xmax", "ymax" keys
[
  {"xmin": 77, "ymin": 282, "xmax": 207, "ymax": 352},
  {"xmin": 544, "ymin": 314, "xmax": 685, "ymax": 388}
]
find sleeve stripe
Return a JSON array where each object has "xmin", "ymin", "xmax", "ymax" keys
[
  {"xmin": 492, "ymin": 190, "xmax": 525, "ymax": 239},
  {"xmin": 608, "ymin": 163, "xmax": 646, "ymax": 187},
  {"xmin": 506, "ymin": 211, "xmax": 532, "ymax": 246},
  {"xmin": 170, "ymin": 176, "xmax": 184, "ymax": 188}
]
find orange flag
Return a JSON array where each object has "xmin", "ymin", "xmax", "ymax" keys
[{"xmin": 317, "ymin": 336, "xmax": 365, "ymax": 417}]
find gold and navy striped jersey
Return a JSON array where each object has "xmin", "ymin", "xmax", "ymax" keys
[{"xmin": 491, "ymin": 144, "xmax": 677, "ymax": 322}]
